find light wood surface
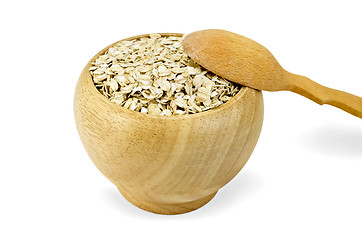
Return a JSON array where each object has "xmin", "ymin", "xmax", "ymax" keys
[
  {"xmin": 74, "ymin": 33, "xmax": 264, "ymax": 215},
  {"xmin": 182, "ymin": 29, "xmax": 362, "ymax": 118}
]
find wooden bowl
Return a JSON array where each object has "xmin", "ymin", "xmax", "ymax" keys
[{"xmin": 74, "ymin": 33, "xmax": 264, "ymax": 215}]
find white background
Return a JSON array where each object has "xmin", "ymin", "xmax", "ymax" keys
[{"xmin": 1, "ymin": 0, "xmax": 361, "ymax": 239}]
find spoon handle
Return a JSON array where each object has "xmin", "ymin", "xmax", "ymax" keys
[{"xmin": 287, "ymin": 73, "xmax": 362, "ymax": 118}]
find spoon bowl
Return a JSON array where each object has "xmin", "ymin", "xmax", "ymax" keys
[{"xmin": 182, "ymin": 29, "xmax": 288, "ymax": 91}]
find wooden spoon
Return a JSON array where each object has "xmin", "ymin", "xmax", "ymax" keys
[{"xmin": 182, "ymin": 29, "xmax": 362, "ymax": 118}]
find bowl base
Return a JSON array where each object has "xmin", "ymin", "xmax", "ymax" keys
[{"xmin": 117, "ymin": 187, "xmax": 217, "ymax": 215}]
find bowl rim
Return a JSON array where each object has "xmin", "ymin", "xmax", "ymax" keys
[{"xmin": 81, "ymin": 33, "xmax": 256, "ymax": 120}]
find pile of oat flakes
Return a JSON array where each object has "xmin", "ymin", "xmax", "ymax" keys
[{"xmin": 89, "ymin": 33, "xmax": 241, "ymax": 115}]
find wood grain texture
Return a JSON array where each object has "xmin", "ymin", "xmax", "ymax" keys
[
  {"xmin": 74, "ymin": 33, "xmax": 264, "ymax": 214},
  {"xmin": 182, "ymin": 29, "xmax": 362, "ymax": 118}
]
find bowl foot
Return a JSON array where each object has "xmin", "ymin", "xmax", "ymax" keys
[{"xmin": 117, "ymin": 187, "xmax": 217, "ymax": 215}]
